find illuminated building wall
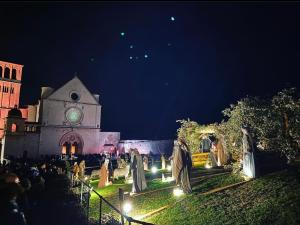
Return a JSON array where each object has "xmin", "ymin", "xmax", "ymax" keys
[{"xmin": 0, "ymin": 61, "xmax": 28, "ymax": 139}]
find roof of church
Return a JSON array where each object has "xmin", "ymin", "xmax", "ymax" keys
[{"xmin": 45, "ymin": 76, "xmax": 100, "ymax": 105}]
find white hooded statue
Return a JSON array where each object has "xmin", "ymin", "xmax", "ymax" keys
[{"xmin": 241, "ymin": 126, "xmax": 256, "ymax": 178}]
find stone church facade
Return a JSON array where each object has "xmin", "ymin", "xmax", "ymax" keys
[
  {"xmin": 0, "ymin": 60, "xmax": 120, "ymax": 159},
  {"xmin": 0, "ymin": 60, "xmax": 173, "ymax": 161}
]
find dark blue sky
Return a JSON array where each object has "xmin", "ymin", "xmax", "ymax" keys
[{"xmin": 1, "ymin": 2, "xmax": 300, "ymax": 139}]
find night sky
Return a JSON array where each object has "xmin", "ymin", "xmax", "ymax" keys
[{"xmin": 1, "ymin": 2, "xmax": 300, "ymax": 140}]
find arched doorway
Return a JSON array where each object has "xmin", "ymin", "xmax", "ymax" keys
[
  {"xmin": 59, "ymin": 132, "xmax": 84, "ymax": 156},
  {"xmin": 71, "ymin": 142, "xmax": 79, "ymax": 155},
  {"xmin": 62, "ymin": 142, "xmax": 71, "ymax": 155},
  {"xmin": 191, "ymin": 127, "xmax": 229, "ymax": 167}
]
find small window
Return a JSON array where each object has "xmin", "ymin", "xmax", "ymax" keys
[
  {"xmin": 4, "ymin": 67, "xmax": 10, "ymax": 79},
  {"xmin": 10, "ymin": 87, "xmax": 14, "ymax": 94},
  {"xmin": 12, "ymin": 69, "xmax": 17, "ymax": 80},
  {"xmin": 11, "ymin": 123, "xmax": 17, "ymax": 132}
]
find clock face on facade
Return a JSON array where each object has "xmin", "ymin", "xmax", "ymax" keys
[{"xmin": 65, "ymin": 107, "xmax": 83, "ymax": 125}]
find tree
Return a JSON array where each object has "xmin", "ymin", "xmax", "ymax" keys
[{"xmin": 176, "ymin": 88, "xmax": 300, "ymax": 163}]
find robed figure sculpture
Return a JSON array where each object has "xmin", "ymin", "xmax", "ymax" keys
[
  {"xmin": 98, "ymin": 159, "xmax": 109, "ymax": 188},
  {"xmin": 172, "ymin": 139, "xmax": 192, "ymax": 194},
  {"xmin": 241, "ymin": 126, "xmax": 256, "ymax": 178},
  {"xmin": 130, "ymin": 148, "xmax": 147, "ymax": 193}
]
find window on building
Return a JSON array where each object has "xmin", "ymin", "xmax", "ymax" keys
[
  {"xmin": 0, "ymin": 66, "xmax": 2, "ymax": 77},
  {"xmin": 11, "ymin": 69, "xmax": 17, "ymax": 80},
  {"xmin": 3, "ymin": 86, "xmax": 9, "ymax": 93},
  {"xmin": 11, "ymin": 123, "xmax": 17, "ymax": 132},
  {"xmin": 10, "ymin": 87, "xmax": 14, "ymax": 94},
  {"xmin": 4, "ymin": 67, "xmax": 10, "ymax": 79}
]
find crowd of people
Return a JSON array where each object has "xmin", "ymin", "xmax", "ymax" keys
[
  {"xmin": 0, "ymin": 151, "xmax": 170, "ymax": 225},
  {"xmin": 0, "ymin": 156, "xmax": 66, "ymax": 225},
  {"xmin": 0, "ymin": 153, "xmax": 110, "ymax": 225}
]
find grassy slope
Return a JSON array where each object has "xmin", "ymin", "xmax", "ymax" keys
[
  {"xmin": 88, "ymin": 169, "xmax": 241, "ymax": 222},
  {"xmin": 146, "ymin": 168, "xmax": 300, "ymax": 225}
]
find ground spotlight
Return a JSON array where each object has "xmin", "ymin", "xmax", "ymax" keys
[
  {"xmin": 122, "ymin": 201, "xmax": 132, "ymax": 214},
  {"xmin": 173, "ymin": 188, "xmax": 184, "ymax": 197},
  {"xmin": 151, "ymin": 166, "xmax": 158, "ymax": 174},
  {"xmin": 167, "ymin": 165, "xmax": 172, "ymax": 171},
  {"xmin": 205, "ymin": 164, "xmax": 212, "ymax": 169}
]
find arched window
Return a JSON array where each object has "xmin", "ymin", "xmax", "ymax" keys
[
  {"xmin": 4, "ymin": 67, "xmax": 10, "ymax": 79},
  {"xmin": 11, "ymin": 69, "xmax": 17, "ymax": 80},
  {"xmin": 11, "ymin": 123, "xmax": 17, "ymax": 132},
  {"xmin": 0, "ymin": 66, "xmax": 2, "ymax": 77},
  {"xmin": 10, "ymin": 87, "xmax": 14, "ymax": 94}
]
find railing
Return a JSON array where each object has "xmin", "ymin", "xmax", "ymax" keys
[{"xmin": 71, "ymin": 175, "xmax": 154, "ymax": 225}]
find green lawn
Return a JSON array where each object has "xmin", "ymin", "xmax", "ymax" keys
[
  {"xmin": 87, "ymin": 168, "xmax": 241, "ymax": 223},
  {"xmin": 145, "ymin": 167, "xmax": 300, "ymax": 225},
  {"xmin": 88, "ymin": 177, "xmax": 177, "ymax": 221}
]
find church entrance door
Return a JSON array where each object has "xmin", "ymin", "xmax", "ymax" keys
[
  {"xmin": 62, "ymin": 142, "xmax": 71, "ymax": 155},
  {"xmin": 60, "ymin": 132, "xmax": 84, "ymax": 156}
]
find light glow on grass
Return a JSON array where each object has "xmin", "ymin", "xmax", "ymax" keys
[
  {"xmin": 126, "ymin": 177, "xmax": 133, "ymax": 184},
  {"xmin": 135, "ymin": 214, "xmax": 146, "ymax": 220},
  {"xmin": 164, "ymin": 177, "xmax": 174, "ymax": 182},
  {"xmin": 167, "ymin": 165, "xmax": 172, "ymax": 171},
  {"xmin": 122, "ymin": 201, "xmax": 132, "ymax": 214},
  {"xmin": 205, "ymin": 164, "xmax": 212, "ymax": 169},
  {"xmin": 105, "ymin": 181, "xmax": 112, "ymax": 186},
  {"xmin": 162, "ymin": 173, "xmax": 174, "ymax": 182},
  {"xmin": 173, "ymin": 187, "xmax": 184, "ymax": 197},
  {"xmin": 151, "ymin": 166, "xmax": 158, "ymax": 174}
]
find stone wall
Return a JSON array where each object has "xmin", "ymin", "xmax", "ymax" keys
[
  {"xmin": 117, "ymin": 140, "xmax": 174, "ymax": 156},
  {"xmin": 2, "ymin": 132, "xmax": 39, "ymax": 158}
]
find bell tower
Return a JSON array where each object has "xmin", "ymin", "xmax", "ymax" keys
[{"xmin": 0, "ymin": 60, "xmax": 24, "ymax": 139}]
